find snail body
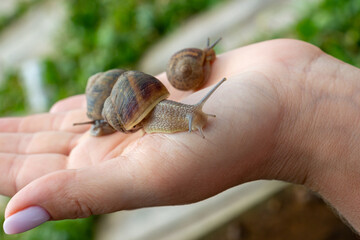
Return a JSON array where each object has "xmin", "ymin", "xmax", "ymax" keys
[
  {"xmin": 75, "ymin": 70, "xmax": 226, "ymax": 138},
  {"xmin": 166, "ymin": 38, "xmax": 221, "ymax": 91},
  {"xmin": 142, "ymin": 100, "xmax": 209, "ymax": 136}
]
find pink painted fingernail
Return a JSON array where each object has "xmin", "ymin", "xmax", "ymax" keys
[{"xmin": 3, "ymin": 206, "xmax": 50, "ymax": 234}]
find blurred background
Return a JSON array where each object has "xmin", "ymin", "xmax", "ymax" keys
[{"xmin": 0, "ymin": 0, "xmax": 360, "ymax": 239}]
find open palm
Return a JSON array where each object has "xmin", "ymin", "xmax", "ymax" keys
[{"xmin": 2, "ymin": 39, "xmax": 331, "ymax": 225}]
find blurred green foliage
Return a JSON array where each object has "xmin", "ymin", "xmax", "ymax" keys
[
  {"xmin": 294, "ymin": 0, "xmax": 360, "ymax": 67},
  {"xmin": 0, "ymin": 0, "xmax": 223, "ymax": 115},
  {"xmin": 1, "ymin": 0, "xmax": 360, "ymax": 115},
  {"xmin": 0, "ymin": 0, "xmax": 44, "ymax": 116},
  {"xmin": 0, "ymin": 0, "xmax": 360, "ymax": 238},
  {"xmin": 0, "ymin": 71, "xmax": 26, "ymax": 116},
  {"xmin": 0, "ymin": 0, "xmax": 44, "ymax": 34},
  {"xmin": 42, "ymin": 0, "xmax": 223, "ymax": 104}
]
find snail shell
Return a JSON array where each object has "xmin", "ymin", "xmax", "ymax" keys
[
  {"xmin": 102, "ymin": 71, "xmax": 170, "ymax": 133},
  {"xmin": 86, "ymin": 69, "xmax": 126, "ymax": 120},
  {"xmin": 75, "ymin": 69, "xmax": 226, "ymax": 138},
  {"xmin": 75, "ymin": 69, "xmax": 126, "ymax": 136},
  {"xmin": 166, "ymin": 38, "xmax": 221, "ymax": 91}
]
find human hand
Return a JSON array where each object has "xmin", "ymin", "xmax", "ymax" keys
[{"xmin": 2, "ymin": 39, "xmax": 360, "ymax": 234}]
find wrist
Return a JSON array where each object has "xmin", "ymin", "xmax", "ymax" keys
[{"xmin": 269, "ymin": 48, "xmax": 360, "ymax": 230}]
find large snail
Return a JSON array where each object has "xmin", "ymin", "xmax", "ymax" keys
[
  {"xmin": 166, "ymin": 38, "xmax": 221, "ymax": 91},
  {"xmin": 74, "ymin": 70, "xmax": 226, "ymax": 138}
]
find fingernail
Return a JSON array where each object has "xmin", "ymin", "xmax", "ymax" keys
[{"xmin": 3, "ymin": 206, "xmax": 50, "ymax": 234}]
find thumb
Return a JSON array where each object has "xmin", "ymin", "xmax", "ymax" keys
[{"xmin": 3, "ymin": 157, "xmax": 160, "ymax": 234}]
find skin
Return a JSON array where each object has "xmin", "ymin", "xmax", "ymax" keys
[{"xmin": 1, "ymin": 39, "xmax": 360, "ymax": 232}]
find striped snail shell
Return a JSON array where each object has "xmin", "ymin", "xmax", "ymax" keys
[
  {"xmin": 74, "ymin": 69, "xmax": 126, "ymax": 136},
  {"xmin": 74, "ymin": 70, "xmax": 226, "ymax": 138},
  {"xmin": 102, "ymin": 70, "xmax": 169, "ymax": 133},
  {"xmin": 166, "ymin": 38, "xmax": 221, "ymax": 91}
]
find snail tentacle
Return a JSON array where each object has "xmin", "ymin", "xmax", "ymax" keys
[
  {"xmin": 196, "ymin": 78, "xmax": 226, "ymax": 107},
  {"xmin": 186, "ymin": 113, "xmax": 193, "ymax": 133},
  {"xmin": 198, "ymin": 127, "xmax": 205, "ymax": 139}
]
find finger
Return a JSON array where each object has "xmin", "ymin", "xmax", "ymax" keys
[
  {"xmin": 4, "ymin": 72, "xmax": 275, "ymax": 214},
  {"xmin": 3, "ymin": 84, "xmax": 230, "ymax": 224},
  {"xmin": 50, "ymin": 95, "xmax": 86, "ymax": 113},
  {"xmin": 3, "ymin": 133, "xmax": 222, "ymax": 234},
  {"xmin": 4, "ymin": 159, "xmax": 142, "ymax": 221},
  {"xmin": 2, "ymin": 73, "xmax": 278, "ymax": 234},
  {"xmin": 0, "ymin": 109, "xmax": 90, "ymax": 133},
  {"xmin": 2, "ymin": 41, "xmax": 292, "ymax": 233},
  {"xmin": 4, "ymin": 139, "xmax": 198, "ymax": 224},
  {"xmin": 0, "ymin": 153, "xmax": 67, "ymax": 196},
  {"xmin": 0, "ymin": 132, "xmax": 80, "ymax": 155}
]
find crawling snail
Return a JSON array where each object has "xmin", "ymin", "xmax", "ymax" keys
[
  {"xmin": 74, "ymin": 70, "xmax": 226, "ymax": 138},
  {"xmin": 166, "ymin": 38, "xmax": 221, "ymax": 91}
]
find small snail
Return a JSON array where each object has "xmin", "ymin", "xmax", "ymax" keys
[
  {"xmin": 74, "ymin": 70, "xmax": 226, "ymax": 138},
  {"xmin": 166, "ymin": 38, "xmax": 221, "ymax": 91}
]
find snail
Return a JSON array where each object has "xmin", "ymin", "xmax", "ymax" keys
[
  {"xmin": 166, "ymin": 38, "xmax": 221, "ymax": 91},
  {"xmin": 74, "ymin": 69, "xmax": 125, "ymax": 136},
  {"xmin": 74, "ymin": 70, "xmax": 226, "ymax": 138}
]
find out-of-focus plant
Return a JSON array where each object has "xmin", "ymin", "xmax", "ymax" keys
[
  {"xmin": 293, "ymin": 0, "xmax": 360, "ymax": 67},
  {"xmin": 0, "ymin": 0, "xmax": 45, "ymax": 116},
  {"xmin": 0, "ymin": 0, "xmax": 222, "ymax": 114},
  {"xmin": 0, "ymin": 71, "xmax": 26, "ymax": 116},
  {"xmin": 0, "ymin": 0, "xmax": 44, "ymax": 35},
  {"xmin": 42, "ymin": 0, "xmax": 223, "ymax": 104}
]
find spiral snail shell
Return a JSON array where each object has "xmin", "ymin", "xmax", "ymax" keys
[
  {"xmin": 166, "ymin": 38, "xmax": 221, "ymax": 91},
  {"xmin": 101, "ymin": 71, "xmax": 169, "ymax": 133},
  {"xmin": 75, "ymin": 69, "xmax": 125, "ymax": 136},
  {"xmin": 74, "ymin": 69, "xmax": 226, "ymax": 138}
]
